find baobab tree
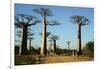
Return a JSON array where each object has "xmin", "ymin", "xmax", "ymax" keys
[
  {"xmin": 28, "ymin": 37, "xmax": 34, "ymax": 52},
  {"xmin": 48, "ymin": 39, "xmax": 54, "ymax": 55},
  {"xmin": 67, "ymin": 41, "xmax": 70, "ymax": 50},
  {"xmin": 15, "ymin": 14, "xmax": 40, "ymax": 55},
  {"xmin": 33, "ymin": 8, "xmax": 60, "ymax": 56},
  {"xmin": 48, "ymin": 39, "xmax": 53, "ymax": 48},
  {"xmin": 16, "ymin": 29, "xmax": 35, "ymax": 55},
  {"xmin": 70, "ymin": 15, "xmax": 89, "ymax": 55},
  {"xmin": 49, "ymin": 35, "xmax": 59, "ymax": 54}
]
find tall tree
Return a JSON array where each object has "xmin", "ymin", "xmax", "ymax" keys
[
  {"xmin": 67, "ymin": 41, "xmax": 70, "ymax": 49},
  {"xmin": 17, "ymin": 30, "xmax": 34, "ymax": 55},
  {"xmin": 48, "ymin": 39, "xmax": 53, "ymax": 48},
  {"xmin": 49, "ymin": 35, "xmax": 59, "ymax": 54},
  {"xmin": 15, "ymin": 14, "xmax": 40, "ymax": 55},
  {"xmin": 70, "ymin": 16, "xmax": 89, "ymax": 55},
  {"xmin": 33, "ymin": 8, "xmax": 60, "ymax": 56},
  {"xmin": 28, "ymin": 37, "xmax": 34, "ymax": 52},
  {"xmin": 16, "ymin": 29, "xmax": 35, "ymax": 55}
]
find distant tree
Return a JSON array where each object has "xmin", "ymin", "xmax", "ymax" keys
[
  {"xmin": 70, "ymin": 15, "xmax": 89, "ymax": 55},
  {"xmin": 67, "ymin": 41, "xmax": 71, "ymax": 49},
  {"xmin": 34, "ymin": 8, "xmax": 60, "ymax": 56},
  {"xmin": 49, "ymin": 35, "xmax": 59, "ymax": 54},
  {"xmin": 28, "ymin": 37, "xmax": 34, "ymax": 51},
  {"xmin": 15, "ymin": 14, "xmax": 40, "ymax": 55}
]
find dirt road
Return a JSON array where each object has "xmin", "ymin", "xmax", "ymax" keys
[{"xmin": 42, "ymin": 55, "xmax": 93, "ymax": 64}]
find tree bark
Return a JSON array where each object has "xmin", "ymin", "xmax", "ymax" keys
[
  {"xmin": 54, "ymin": 40, "xmax": 56, "ymax": 54},
  {"xmin": 41, "ymin": 16, "xmax": 47, "ymax": 56},
  {"xmin": 67, "ymin": 44, "xmax": 70, "ymax": 50},
  {"xmin": 29, "ymin": 39, "xmax": 32, "ymax": 51},
  {"xmin": 20, "ymin": 26, "xmax": 28, "ymax": 55},
  {"xmin": 77, "ymin": 24, "xmax": 82, "ymax": 55},
  {"xmin": 19, "ymin": 27, "xmax": 23, "ymax": 56}
]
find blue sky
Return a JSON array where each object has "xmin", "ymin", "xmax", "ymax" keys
[{"xmin": 15, "ymin": 4, "xmax": 94, "ymax": 49}]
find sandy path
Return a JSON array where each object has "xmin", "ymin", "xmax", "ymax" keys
[{"xmin": 42, "ymin": 55, "xmax": 93, "ymax": 64}]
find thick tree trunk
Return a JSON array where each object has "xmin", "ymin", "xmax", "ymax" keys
[
  {"xmin": 41, "ymin": 16, "xmax": 47, "ymax": 56},
  {"xmin": 54, "ymin": 40, "xmax": 56, "ymax": 54},
  {"xmin": 29, "ymin": 39, "xmax": 32, "ymax": 51},
  {"xmin": 49, "ymin": 40, "xmax": 52, "ymax": 47},
  {"xmin": 67, "ymin": 44, "xmax": 70, "ymax": 50},
  {"xmin": 77, "ymin": 24, "xmax": 82, "ymax": 55},
  {"xmin": 20, "ymin": 26, "xmax": 28, "ymax": 55},
  {"xmin": 19, "ymin": 27, "xmax": 23, "ymax": 56}
]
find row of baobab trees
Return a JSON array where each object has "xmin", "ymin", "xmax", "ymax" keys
[{"xmin": 15, "ymin": 8, "xmax": 89, "ymax": 56}]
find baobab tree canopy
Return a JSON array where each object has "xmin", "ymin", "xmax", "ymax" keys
[
  {"xmin": 70, "ymin": 15, "xmax": 89, "ymax": 26},
  {"xmin": 33, "ymin": 8, "xmax": 53, "ymax": 17},
  {"xmin": 34, "ymin": 8, "xmax": 60, "ymax": 26},
  {"xmin": 15, "ymin": 14, "xmax": 40, "ymax": 55},
  {"xmin": 46, "ymin": 20, "xmax": 60, "ymax": 26},
  {"xmin": 50, "ymin": 35, "xmax": 59, "ymax": 41},
  {"xmin": 15, "ymin": 14, "xmax": 41, "ymax": 28}
]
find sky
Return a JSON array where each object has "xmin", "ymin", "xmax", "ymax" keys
[{"xmin": 14, "ymin": 3, "xmax": 94, "ymax": 49}]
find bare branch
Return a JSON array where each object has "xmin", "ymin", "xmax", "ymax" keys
[
  {"xmin": 26, "ymin": 16, "xmax": 34, "ymax": 24},
  {"xmin": 70, "ymin": 15, "xmax": 89, "ymax": 26},
  {"xmin": 15, "ymin": 22, "xmax": 22, "ymax": 28},
  {"xmin": 49, "ymin": 35, "xmax": 59, "ymax": 41},
  {"xmin": 15, "ymin": 13, "xmax": 40, "ymax": 28},
  {"xmin": 27, "ymin": 33, "xmax": 35, "ymax": 36},
  {"xmin": 46, "ymin": 20, "xmax": 60, "ymax": 26},
  {"xmin": 33, "ymin": 8, "xmax": 44, "ymax": 16},
  {"xmin": 39, "ymin": 32, "xmax": 51, "ymax": 37},
  {"xmin": 33, "ymin": 8, "xmax": 53, "ymax": 17},
  {"xmin": 81, "ymin": 17, "xmax": 89, "ymax": 26},
  {"xmin": 15, "ymin": 15, "xmax": 21, "ymax": 23},
  {"xmin": 27, "ymin": 19, "xmax": 41, "ymax": 26}
]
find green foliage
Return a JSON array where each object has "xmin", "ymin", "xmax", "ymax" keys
[
  {"xmin": 83, "ymin": 41, "xmax": 94, "ymax": 52},
  {"xmin": 83, "ymin": 41, "xmax": 94, "ymax": 57}
]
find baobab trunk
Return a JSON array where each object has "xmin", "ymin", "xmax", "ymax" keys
[
  {"xmin": 19, "ymin": 27, "xmax": 23, "ymax": 56},
  {"xmin": 77, "ymin": 24, "xmax": 82, "ymax": 55},
  {"xmin": 29, "ymin": 39, "xmax": 32, "ymax": 51},
  {"xmin": 54, "ymin": 40, "xmax": 56, "ymax": 54},
  {"xmin": 68, "ymin": 44, "xmax": 70, "ymax": 50},
  {"xmin": 41, "ymin": 16, "xmax": 47, "ymax": 56},
  {"xmin": 20, "ymin": 26, "xmax": 28, "ymax": 55}
]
